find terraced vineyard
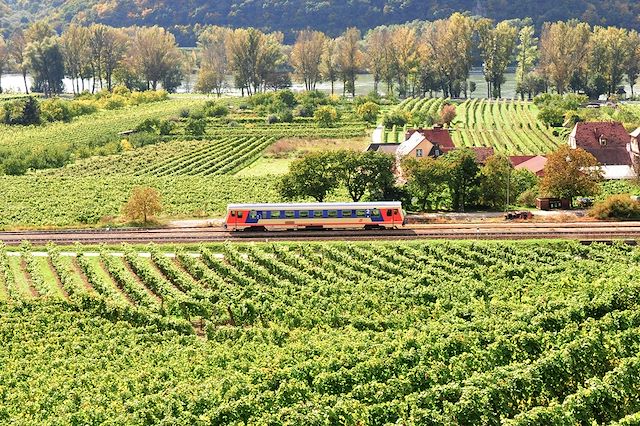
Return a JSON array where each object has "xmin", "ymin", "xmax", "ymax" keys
[
  {"xmin": 392, "ymin": 97, "xmax": 562, "ymax": 155},
  {"xmin": 1, "ymin": 240, "xmax": 640, "ymax": 424},
  {"xmin": 46, "ymin": 136, "xmax": 277, "ymax": 177},
  {"xmin": 454, "ymin": 98, "xmax": 562, "ymax": 155}
]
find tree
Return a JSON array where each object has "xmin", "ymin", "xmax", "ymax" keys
[
  {"xmin": 123, "ymin": 187, "xmax": 163, "ymax": 223},
  {"xmin": 336, "ymin": 151, "xmax": 395, "ymax": 202},
  {"xmin": 0, "ymin": 36, "xmax": 7, "ymax": 93},
  {"xmin": 625, "ymin": 30, "xmax": 640, "ymax": 98},
  {"xmin": 402, "ymin": 157, "xmax": 448, "ymax": 210},
  {"xmin": 589, "ymin": 26, "xmax": 628, "ymax": 96},
  {"xmin": 540, "ymin": 145, "xmax": 602, "ymax": 201},
  {"xmin": 389, "ymin": 25, "xmax": 419, "ymax": 97},
  {"xmin": 129, "ymin": 26, "xmax": 182, "ymax": 90},
  {"xmin": 421, "ymin": 13, "xmax": 474, "ymax": 98},
  {"xmin": 226, "ymin": 28, "xmax": 284, "ymax": 95},
  {"xmin": 8, "ymin": 29, "xmax": 29, "ymax": 94},
  {"xmin": 540, "ymin": 21, "xmax": 591, "ymax": 94},
  {"xmin": 477, "ymin": 20, "xmax": 517, "ymax": 99},
  {"xmin": 25, "ymin": 36, "xmax": 65, "ymax": 97},
  {"xmin": 335, "ymin": 28, "xmax": 363, "ymax": 97},
  {"xmin": 290, "ymin": 30, "xmax": 327, "ymax": 91},
  {"xmin": 101, "ymin": 27, "xmax": 128, "ymax": 91},
  {"xmin": 479, "ymin": 154, "xmax": 513, "ymax": 210},
  {"xmin": 318, "ymin": 40, "xmax": 337, "ymax": 96},
  {"xmin": 442, "ymin": 148, "xmax": 479, "ymax": 212},
  {"xmin": 314, "ymin": 106, "xmax": 338, "ymax": 127},
  {"xmin": 440, "ymin": 104, "xmax": 457, "ymax": 127},
  {"xmin": 515, "ymin": 25, "xmax": 538, "ymax": 100},
  {"xmin": 363, "ymin": 27, "xmax": 389, "ymax": 93},
  {"xmin": 196, "ymin": 26, "xmax": 230, "ymax": 96},
  {"xmin": 356, "ymin": 101, "xmax": 380, "ymax": 124},
  {"xmin": 278, "ymin": 152, "xmax": 339, "ymax": 202},
  {"xmin": 60, "ymin": 24, "xmax": 91, "ymax": 94}
]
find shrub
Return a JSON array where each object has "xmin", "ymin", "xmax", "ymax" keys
[
  {"xmin": 2, "ymin": 97, "xmax": 40, "ymax": 125},
  {"xmin": 266, "ymin": 114, "xmax": 279, "ymax": 124},
  {"xmin": 538, "ymin": 107, "xmax": 565, "ymax": 127},
  {"xmin": 314, "ymin": 106, "xmax": 339, "ymax": 128},
  {"xmin": 517, "ymin": 188, "xmax": 538, "ymax": 208},
  {"xmin": 382, "ymin": 109, "xmax": 411, "ymax": 127},
  {"xmin": 185, "ymin": 118, "xmax": 207, "ymax": 136},
  {"xmin": 203, "ymin": 101, "xmax": 229, "ymax": 118},
  {"xmin": 294, "ymin": 104, "xmax": 314, "ymax": 118},
  {"xmin": 356, "ymin": 101, "xmax": 380, "ymax": 124},
  {"xmin": 589, "ymin": 194, "xmax": 640, "ymax": 220},
  {"xmin": 40, "ymin": 98, "xmax": 72, "ymax": 122},
  {"xmin": 277, "ymin": 109, "xmax": 294, "ymax": 123}
]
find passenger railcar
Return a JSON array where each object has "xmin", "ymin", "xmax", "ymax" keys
[{"xmin": 225, "ymin": 202, "xmax": 405, "ymax": 231}]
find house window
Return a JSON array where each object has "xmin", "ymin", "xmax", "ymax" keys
[
  {"xmin": 416, "ymin": 148, "xmax": 424, "ymax": 157},
  {"xmin": 599, "ymin": 136, "xmax": 607, "ymax": 146}
]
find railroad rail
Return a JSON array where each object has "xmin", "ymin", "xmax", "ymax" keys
[{"xmin": 2, "ymin": 222, "xmax": 640, "ymax": 245}]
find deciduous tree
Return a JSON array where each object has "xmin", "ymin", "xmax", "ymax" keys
[
  {"xmin": 540, "ymin": 145, "xmax": 602, "ymax": 201},
  {"xmin": 477, "ymin": 19, "xmax": 517, "ymax": 99},
  {"xmin": 278, "ymin": 152, "xmax": 339, "ymax": 202},
  {"xmin": 0, "ymin": 36, "xmax": 7, "ymax": 94},
  {"xmin": 196, "ymin": 26, "xmax": 230, "ymax": 96},
  {"xmin": 290, "ymin": 30, "xmax": 327, "ymax": 91},
  {"xmin": 123, "ymin": 186, "xmax": 163, "ymax": 223},
  {"xmin": 335, "ymin": 27, "xmax": 363, "ymax": 97},
  {"xmin": 442, "ymin": 148, "xmax": 479, "ymax": 212},
  {"xmin": 129, "ymin": 26, "xmax": 182, "ymax": 90},
  {"xmin": 540, "ymin": 21, "xmax": 591, "ymax": 94},
  {"xmin": 402, "ymin": 157, "xmax": 448, "ymax": 210},
  {"xmin": 515, "ymin": 25, "xmax": 538, "ymax": 100},
  {"xmin": 8, "ymin": 29, "xmax": 29, "ymax": 93},
  {"xmin": 336, "ymin": 151, "xmax": 395, "ymax": 202}
]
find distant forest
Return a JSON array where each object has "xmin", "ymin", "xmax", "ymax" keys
[{"xmin": 1, "ymin": 0, "xmax": 640, "ymax": 45}]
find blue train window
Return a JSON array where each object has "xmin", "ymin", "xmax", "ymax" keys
[
  {"xmin": 249, "ymin": 211, "xmax": 257, "ymax": 219},
  {"xmin": 300, "ymin": 211, "xmax": 309, "ymax": 218},
  {"xmin": 356, "ymin": 210, "xmax": 366, "ymax": 217},
  {"xmin": 342, "ymin": 210, "xmax": 352, "ymax": 217},
  {"xmin": 285, "ymin": 211, "xmax": 295, "ymax": 218},
  {"xmin": 372, "ymin": 209, "xmax": 380, "ymax": 216},
  {"xmin": 270, "ymin": 211, "xmax": 280, "ymax": 219},
  {"xmin": 328, "ymin": 210, "xmax": 338, "ymax": 218}
]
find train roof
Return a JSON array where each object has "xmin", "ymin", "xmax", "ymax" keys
[{"xmin": 227, "ymin": 202, "xmax": 402, "ymax": 210}]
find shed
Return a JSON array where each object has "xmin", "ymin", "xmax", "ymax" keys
[{"xmin": 536, "ymin": 197, "xmax": 572, "ymax": 210}]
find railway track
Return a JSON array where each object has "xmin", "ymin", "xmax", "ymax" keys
[{"xmin": 2, "ymin": 222, "xmax": 640, "ymax": 245}]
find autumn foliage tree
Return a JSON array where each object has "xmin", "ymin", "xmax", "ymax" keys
[
  {"xmin": 540, "ymin": 145, "xmax": 602, "ymax": 201},
  {"xmin": 123, "ymin": 186, "xmax": 163, "ymax": 223},
  {"xmin": 440, "ymin": 104, "xmax": 457, "ymax": 127}
]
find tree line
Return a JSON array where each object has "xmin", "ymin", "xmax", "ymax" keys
[
  {"xmin": 1, "ymin": 15, "xmax": 639, "ymax": 99},
  {"xmin": 0, "ymin": 22, "xmax": 185, "ymax": 96}
]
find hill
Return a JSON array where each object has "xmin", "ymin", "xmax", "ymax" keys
[{"xmin": 2, "ymin": 0, "xmax": 640, "ymax": 44}]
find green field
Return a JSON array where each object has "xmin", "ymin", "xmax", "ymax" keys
[{"xmin": 1, "ymin": 240, "xmax": 640, "ymax": 424}]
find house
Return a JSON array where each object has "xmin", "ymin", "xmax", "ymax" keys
[
  {"xmin": 568, "ymin": 122, "xmax": 634, "ymax": 179},
  {"xmin": 509, "ymin": 155, "xmax": 547, "ymax": 177}
]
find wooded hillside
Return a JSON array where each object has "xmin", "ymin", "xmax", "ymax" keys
[{"xmin": 2, "ymin": 0, "xmax": 640, "ymax": 45}]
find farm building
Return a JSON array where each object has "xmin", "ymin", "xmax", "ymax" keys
[
  {"xmin": 369, "ymin": 127, "xmax": 493, "ymax": 161},
  {"xmin": 568, "ymin": 122, "xmax": 635, "ymax": 179},
  {"xmin": 510, "ymin": 155, "xmax": 547, "ymax": 177}
]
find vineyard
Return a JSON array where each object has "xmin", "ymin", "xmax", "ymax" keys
[
  {"xmin": 0, "ymin": 175, "xmax": 280, "ymax": 227},
  {"xmin": 390, "ymin": 98, "xmax": 563, "ymax": 155},
  {"xmin": 1, "ymin": 240, "xmax": 640, "ymax": 424},
  {"xmin": 47, "ymin": 136, "xmax": 278, "ymax": 177},
  {"xmin": 453, "ymin": 98, "xmax": 562, "ymax": 155}
]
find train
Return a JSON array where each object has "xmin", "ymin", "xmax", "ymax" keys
[{"xmin": 225, "ymin": 202, "xmax": 406, "ymax": 231}]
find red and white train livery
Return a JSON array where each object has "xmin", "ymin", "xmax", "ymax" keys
[{"xmin": 225, "ymin": 202, "xmax": 405, "ymax": 231}]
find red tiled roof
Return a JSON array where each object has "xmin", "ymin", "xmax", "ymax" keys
[
  {"xmin": 514, "ymin": 155, "xmax": 547, "ymax": 177},
  {"xmin": 569, "ymin": 122, "xmax": 632, "ymax": 166},
  {"xmin": 509, "ymin": 155, "xmax": 537, "ymax": 166},
  {"xmin": 406, "ymin": 128, "xmax": 455, "ymax": 149}
]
